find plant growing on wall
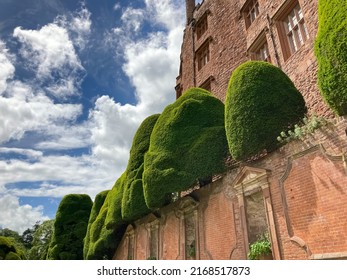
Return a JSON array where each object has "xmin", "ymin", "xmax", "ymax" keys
[
  {"xmin": 225, "ymin": 61, "xmax": 307, "ymax": 160},
  {"xmin": 47, "ymin": 194, "xmax": 93, "ymax": 260},
  {"xmin": 143, "ymin": 87, "xmax": 228, "ymax": 209},
  {"xmin": 315, "ymin": 0, "xmax": 347, "ymax": 115},
  {"xmin": 247, "ymin": 233, "xmax": 272, "ymax": 260}
]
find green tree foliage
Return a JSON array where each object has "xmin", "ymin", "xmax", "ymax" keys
[
  {"xmin": 315, "ymin": 0, "xmax": 347, "ymax": 115},
  {"xmin": 27, "ymin": 220, "xmax": 54, "ymax": 260},
  {"xmin": 47, "ymin": 194, "xmax": 92, "ymax": 260},
  {"xmin": 84, "ymin": 175, "xmax": 127, "ymax": 260},
  {"xmin": 225, "ymin": 61, "xmax": 306, "ymax": 160},
  {"xmin": 0, "ymin": 236, "xmax": 26, "ymax": 260},
  {"xmin": 143, "ymin": 88, "xmax": 228, "ymax": 209},
  {"xmin": 122, "ymin": 114, "xmax": 160, "ymax": 222}
]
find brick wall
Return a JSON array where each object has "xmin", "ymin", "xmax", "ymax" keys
[
  {"xmin": 114, "ymin": 117, "xmax": 347, "ymax": 260},
  {"xmin": 176, "ymin": 0, "xmax": 333, "ymax": 117}
]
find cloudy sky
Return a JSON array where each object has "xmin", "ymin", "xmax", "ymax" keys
[{"xmin": 0, "ymin": 0, "xmax": 186, "ymax": 233}]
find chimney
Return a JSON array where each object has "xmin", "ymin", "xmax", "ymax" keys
[{"xmin": 186, "ymin": 0, "xmax": 196, "ymax": 25}]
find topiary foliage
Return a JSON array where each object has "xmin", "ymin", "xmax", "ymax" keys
[
  {"xmin": 0, "ymin": 236, "xmax": 26, "ymax": 260},
  {"xmin": 225, "ymin": 61, "xmax": 307, "ymax": 160},
  {"xmin": 143, "ymin": 88, "xmax": 228, "ymax": 209},
  {"xmin": 122, "ymin": 114, "xmax": 160, "ymax": 222},
  {"xmin": 314, "ymin": 0, "xmax": 347, "ymax": 115},
  {"xmin": 84, "ymin": 174, "xmax": 127, "ymax": 260},
  {"xmin": 46, "ymin": 194, "xmax": 93, "ymax": 260},
  {"xmin": 83, "ymin": 190, "xmax": 109, "ymax": 260}
]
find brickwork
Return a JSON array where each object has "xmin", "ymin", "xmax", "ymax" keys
[
  {"xmin": 176, "ymin": 0, "xmax": 333, "ymax": 117},
  {"xmin": 114, "ymin": 117, "xmax": 347, "ymax": 260}
]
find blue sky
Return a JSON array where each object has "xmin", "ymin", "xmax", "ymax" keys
[{"xmin": 0, "ymin": 0, "xmax": 185, "ymax": 233}]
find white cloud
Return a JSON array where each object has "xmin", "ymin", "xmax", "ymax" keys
[
  {"xmin": 0, "ymin": 41, "xmax": 15, "ymax": 95},
  {"xmin": 0, "ymin": 194, "xmax": 49, "ymax": 234},
  {"xmin": 13, "ymin": 23, "xmax": 84, "ymax": 98},
  {"xmin": 57, "ymin": 5, "xmax": 92, "ymax": 50},
  {"xmin": 121, "ymin": 7, "xmax": 145, "ymax": 33},
  {"xmin": 0, "ymin": 81, "xmax": 82, "ymax": 144}
]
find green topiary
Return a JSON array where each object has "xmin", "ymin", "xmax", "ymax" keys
[
  {"xmin": 315, "ymin": 0, "xmax": 347, "ymax": 115},
  {"xmin": 122, "ymin": 114, "xmax": 160, "ymax": 222},
  {"xmin": 225, "ymin": 61, "xmax": 307, "ymax": 160},
  {"xmin": 83, "ymin": 190, "xmax": 109, "ymax": 260},
  {"xmin": 84, "ymin": 174, "xmax": 127, "ymax": 260},
  {"xmin": 0, "ymin": 236, "xmax": 26, "ymax": 260},
  {"xmin": 143, "ymin": 88, "xmax": 228, "ymax": 209},
  {"xmin": 46, "ymin": 194, "xmax": 93, "ymax": 260}
]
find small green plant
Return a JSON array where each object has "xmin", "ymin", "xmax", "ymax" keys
[
  {"xmin": 247, "ymin": 233, "xmax": 272, "ymax": 260},
  {"xmin": 186, "ymin": 242, "xmax": 196, "ymax": 258},
  {"xmin": 277, "ymin": 114, "xmax": 328, "ymax": 144},
  {"xmin": 147, "ymin": 256, "xmax": 157, "ymax": 260}
]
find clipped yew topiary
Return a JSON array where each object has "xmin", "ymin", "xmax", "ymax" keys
[
  {"xmin": 225, "ymin": 61, "xmax": 306, "ymax": 160},
  {"xmin": 122, "ymin": 114, "xmax": 160, "ymax": 222},
  {"xmin": 83, "ymin": 190, "xmax": 109, "ymax": 260},
  {"xmin": 0, "ymin": 236, "xmax": 26, "ymax": 260},
  {"xmin": 315, "ymin": 0, "xmax": 347, "ymax": 115},
  {"xmin": 47, "ymin": 194, "xmax": 93, "ymax": 260},
  {"xmin": 84, "ymin": 174, "xmax": 127, "ymax": 260},
  {"xmin": 143, "ymin": 88, "xmax": 228, "ymax": 209}
]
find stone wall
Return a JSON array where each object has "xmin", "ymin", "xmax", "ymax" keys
[{"xmin": 114, "ymin": 117, "xmax": 347, "ymax": 260}]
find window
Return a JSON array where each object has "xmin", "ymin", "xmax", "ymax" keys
[
  {"xmin": 243, "ymin": 0, "xmax": 260, "ymax": 28},
  {"xmin": 196, "ymin": 41, "xmax": 210, "ymax": 70},
  {"xmin": 251, "ymin": 41, "xmax": 271, "ymax": 62},
  {"xmin": 284, "ymin": 4, "xmax": 309, "ymax": 53},
  {"xmin": 199, "ymin": 76, "xmax": 214, "ymax": 92},
  {"xmin": 196, "ymin": 14, "xmax": 208, "ymax": 40},
  {"xmin": 276, "ymin": 2, "xmax": 309, "ymax": 61},
  {"xmin": 184, "ymin": 213, "xmax": 196, "ymax": 260},
  {"xmin": 175, "ymin": 84, "xmax": 183, "ymax": 99}
]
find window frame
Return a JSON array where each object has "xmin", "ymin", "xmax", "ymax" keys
[
  {"xmin": 195, "ymin": 39, "xmax": 211, "ymax": 71},
  {"xmin": 242, "ymin": 0, "xmax": 260, "ymax": 29},
  {"xmin": 275, "ymin": 1, "xmax": 309, "ymax": 61}
]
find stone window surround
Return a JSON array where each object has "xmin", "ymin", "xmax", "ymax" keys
[
  {"xmin": 195, "ymin": 12, "xmax": 208, "ymax": 40},
  {"xmin": 195, "ymin": 38, "xmax": 211, "ymax": 71},
  {"xmin": 273, "ymin": 0, "xmax": 309, "ymax": 61},
  {"xmin": 247, "ymin": 30, "xmax": 271, "ymax": 63},
  {"xmin": 145, "ymin": 219, "xmax": 160, "ymax": 260},
  {"xmin": 232, "ymin": 166, "xmax": 280, "ymax": 259},
  {"xmin": 174, "ymin": 196, "xmax": 199, "ymax": 260},
  {"xmin": 241, "ymin": 0, "xmax": 260, "ymax": 29}
]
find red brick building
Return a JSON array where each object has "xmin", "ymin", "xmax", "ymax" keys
[
  {"xmin": 113, "ymin": 0, "xmax": 347, "ymax": 260},
  {"xmin": 176, "ymin": 0, "xmax": 332, "ymax": 117}
]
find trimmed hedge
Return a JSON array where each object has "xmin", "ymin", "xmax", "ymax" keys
[
  {"xmin": 47, "ymin": 194, "xmax": 93, "ymax": 260},
  {"xmin": 315, "ymin": 0, "xmax": 347, "ymax": 115},
  {"xmin": 0, "ymin": 236, "xmax": 26, "ymax": 260},
  {"xmin": 143, "ymin": 88, "xmax": 228, "ymax": 209},
  {"xmin": 83, "ymin": 190, "xmax": 109, "ymax": 260},
  {"xmin": 122, "ymin": 114, "xmax": 160, "ymax": 222},
  {"xmin": 225, "ymin": 61, "xmax": 306, "ymax": 160},
  {"xmin": 84, "ymin": 174, "xmax": 127, "ymax": 260}
]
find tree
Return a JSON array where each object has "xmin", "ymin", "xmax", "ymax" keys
[
  {"xmin": 143, "ymin": 88, "xmax": 228, "ymax": 209},
  {"xmin": 225, "ymin": 61, "xmax": 306, "ymax": 160},
  {"xmin": 27, "ymin": 220, "xmax": 54, "ymax": 260},
  {"xmin": 47, "ymin": 194, "xmax": 93, "ymax": 260},
  {"xmin": 315, "ymin": 0, "xmax": 347, "ymax": 115}
]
